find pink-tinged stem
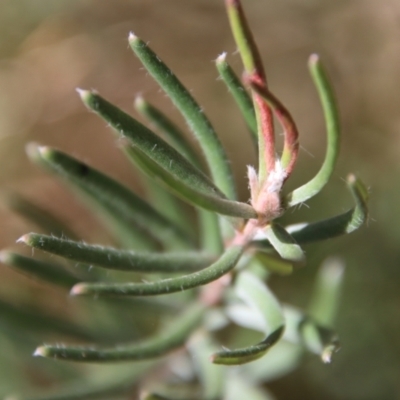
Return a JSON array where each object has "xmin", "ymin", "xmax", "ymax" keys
[
  {"xmin": 249, "ymin": 78, "xmax": 299, "ymax": 178},
  {"xmin": 225, "ymin": 0, "xmax": 275, "ymax": 179}
]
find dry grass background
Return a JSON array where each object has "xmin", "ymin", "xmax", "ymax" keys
[{"xmin": 0, "ymin": 0, "xmax": 400, "ymax": 399}]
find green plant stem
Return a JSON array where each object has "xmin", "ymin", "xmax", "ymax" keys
[
  {"xmin": 70, "ymin": 245, "xmax": 244, "ymax": 297},
  {"xmin": 249, "ymin": 80, "xmax": 299, "ymax": 176},
  {"xmin": 34, "ymin": 304, "xmax": 205, "ymax": 362},
  {"xmin": 253, "ymin": 174, "xmax": 368, "ymax": 248},
  {"xmin": 225, "ymin": 0, "xmax": 275, "ymax": 179},
  {"xmin": 21, "ymin": 233, "xmax": 215, "ymax": 273},
  {"xmin": 129, "ymin": 33, "xmax": 236, "ymax": 200}
]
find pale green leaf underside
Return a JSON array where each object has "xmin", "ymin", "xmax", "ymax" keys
[
  {"xmin": 264, "ymin": 223, "xmax": 305, "ymax": 263},
  {"xmin": 308, "ymin": 257, "xmax": 345, "ymax": 328}
]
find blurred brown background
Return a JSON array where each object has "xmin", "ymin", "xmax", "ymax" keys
[{"xmin": 0, "ymin": 0, "xmax": 399, "ymax": 399}]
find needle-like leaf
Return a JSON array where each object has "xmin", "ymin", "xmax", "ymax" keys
[
  {"xmin": 122, "ymin": 144, "xmax": 256, "ymax": 219},
  {"xmin": 0, "ymin": 251, "xmax": 80, "ymax": 288},
  {"xmin": 129, "ymin": 100, "xmax": 223, "ymax": 252},
  {"xmin": 215, "ymin": 53, "xmax": 257, "ymax": 144},
  {"xmin": 5, "ymin": 363, "xmax": 155, "ymax": 400},
  {"xmin": 129, "ymin": 33, "xmax": 236, "ymax": 200},
  {"xmin": 299, "ymin": 317, "xmax": 340, "ymax": 364},
  {"xmin": 308, "ymin": 257, "xmax": 344, "ymax": 327},
  {"xmin": 27, "ymin": 144, "xmax": 190, "ymax": 250},
  {"xmin": 0, "ymin": 299, "xmax": 94, "ymax": 341},
  {"xmin": 34, "ymin": 304, "xmax": 205, "ymax": 362},
  {"xmin": 70, "ymin": 245, "xmax": 244, "ymax": 297},
  {"xmin": 20, "ymin": 233, "xmax": 215, "ymax": 274},
  {"xmin": 79, "ymin": 90, "xmax": 255, "ymax": 219},
  {"xmin": 211, "ymin": 271, "xmax": 284, "ymax": 365},
  {"xmin": 6, "ymin": 194, "xmax": 78, "ymax": 240},
  {"xmin": 285, "ymin": 54, "xmax": 340, "ymax": 207},
  {"xmin": 134, "ymin": 96, "xmax": 202, "ymax": 169}
]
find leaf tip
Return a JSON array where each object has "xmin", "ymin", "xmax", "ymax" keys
[
  {"xmin": 216, "ymin": 52, "xmax": 227, "ymax": 64},
  {"xmin": 134, "ymin": 95, "xmax": 146, "ymax": 109},
  {"xmin": 308, "ymin": 53, "xmax": 320, "ymax": 67},
  {"xmin": 33, "ymin": 346, "xmax": 48, "ymax": 358},
  {"xmin": 70, "ymin": 283, "xmax": 89, "ymax": 296},
  {"xmin": 0, "ymin": 250, "xmax": 11, "ymax": 263},
  {"xmin": 76, "ymin": 88, "xmax": 93, "ymax": 104},
  {"xmin": 16, "ymin": 233, "xmax": 31, "ymax": 245},
  {"xmin": 128, "ymin": 31, "xmax": 139, "ymax": 44}
]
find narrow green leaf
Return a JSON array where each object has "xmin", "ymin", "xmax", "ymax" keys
[
  {"xmin": 254, "ymin": 252, "xmax": 293, "ymax": 275},
  {"xmin": 70, "ymin": 245, "xmax": 244, "ymax": 297},
  {"xmin": 212, "ymin": 271, "xmax": 284, "ymax": 365},
  {"xmin": 0, "ymin": 251, "xmax": 80, "ymax": 288},
  {"xmin": 198, "ymin": 209, "xmax": 223, "ymax": 254},
  {"xmin": 299, "ymin": 318, "xmax": 340, "ymax": 364},
  {"xmin": 21, "ymin": 233, "xmax": 215, "ymax": 274},
  {"xmin": 254, "ymin": 174, "xmax": 369, "ymax": 250},
  {"xmin": 215, "ymin": 53, "xmax": 257, "ymax": 144},
  {"xmin": 6, "ymin": 194, "xmax": 78, "ymax": 240},
  {"xmin": 188, "ymin": 333, "xmax": 225, "ymax": 400},
  {"xmin": 0, "ymin": 298, "xmax": 94, "ymax": 341},
  {"xmin": 134, "ymin": 96, "xmax": 202, "ymax": 169},
  {"xmin": 241, "ymin": 341, "xmax": 302, "ymax": 383},
  {"xmin": 264, "ymin": 223, "xmax": 305, "ymax": 263},
  {"xmin": 308, "ymin": 257, "xmax": 345, "ymax": 330},
  {"xmin": 283, "ymin": 305, "xmax": 340, "ymax": 364},
  {"xmin": 78, "ymin": 90, "xmax": 252, "ymax": 220},
  {"xmin": 285, "ymin": 54, "xmax": 340, "ymax": 207},
  {"xmin": 131, "ymin": 97, "xmax": 222, "ymax": 250},
  {"xmin": 224, "ymin": 373, "xmax": 276, "ymax": 400},
  {"xmin": 122, "ymin": 144, "xmax": 256, "ymax": 219},
  {"xmin": 141, "ymin": 393, "xmax": 173, "ymax": 400},
  {"xmin": 6, "ymin": 363, "xmax": 154, "ymax": 400},
  {"xmin": 34, "ymin": 304, "xmax": 205, "ymax": 362},
  {"xmin": 299, "ymin": 258, "xmax": 344, "ymax": 363},
  {"xmin": 128, "ymin": 33, "xmax": 236, "ymax": 200},
  {"xmin": 27, "ymin": 144, "xmax": 190, "ymax": 250},
  {"xmin": 225, "ymin": 0, "xmax": 275, "ymax": 180}
]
